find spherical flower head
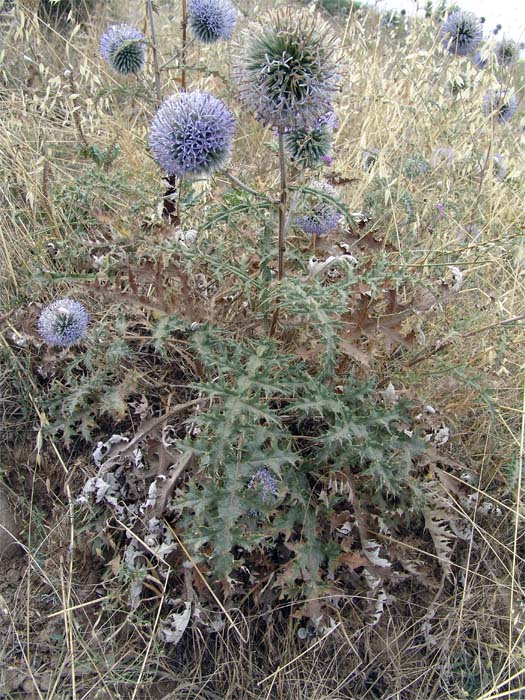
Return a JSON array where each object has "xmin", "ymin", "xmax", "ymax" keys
[
  {"xmin": 100, "ymin": 24, "xmax": 146, "ymax": 75},
  {"xmin": 362, "ymin": 148, "xmax": 379, "ymax": 171},
  {"xmin": 482, "ymin": 88, "xmax": 518, "ymax": 123},
  {"xmin": 149, "ymin": 91, "xmax": 235, "ymax": 177},
  {"xmin": 37, "ymin": 298, "xmax": 89, "ymax": 347},
  {"xmin": 284, "ymin": 112, "xmax": 337, "ymax": 168},
  {"xmin": 440, "ymin": 11, "xmax": 483, "ymax": 56},
  {"xmin": 431, "ymin": 147, "xmax": 455, "ymax": 167},
  {"xmin": 495, "ymin": 37, "xmax": 521, "ymax": 66},
  {"xmin": 296, "ymin": 180, "xmax": 341, "ymax": 236},
  {"xmin": 235, "ymin": 9, "xmax": 342, "ymax": 130},
  {"xmin": 248, "ymin": 468, "xmax": 278, "ymax": 502},
  {"xmin": 188, "ymin": 0, "xmax": 236, "ymax": 44},
  {"xmin": 402, "ymin": 154, "xmax": 430, "ymax": 180}
]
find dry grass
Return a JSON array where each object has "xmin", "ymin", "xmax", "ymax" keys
[{"xmin": 0, "ymin": 0, "xmax": 524, "ymax": 698}]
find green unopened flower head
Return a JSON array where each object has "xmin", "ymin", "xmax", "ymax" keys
[
  {"xmin": 284, "ymin": 111, "xmax": 338, "ymax": 167},
  {"xmin": 236, "ymin": 9, "xmax": 342, "ymax": 130}
]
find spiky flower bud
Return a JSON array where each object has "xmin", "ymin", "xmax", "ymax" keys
[
  {"xmin": 402, "ymin": 155, "xmax": 430, "ymax": 180},
  {"xmin": 495, "ymin": 37, "xmax": 521, "ymax": 66},
  {"xmin": 248, "ymin": 468, "xmax": 278, "ymax": 502},
  {"xmin": 236, "ymin": 9, "xmax": 342, "ymax": 130},
  {"xmin": 440, "ymin": 11, "xmax": 483, "ymax": 56},
  {"xmin": 295, "ymin": 180, "xmax": 341, "ymax": 236},
  {"xmin": 149, "ymin": 91, "xmax": 235, "ymax": 177},
  {"xmin": 482, "ymin": 88, "xmax": 518, "ymax": 123},
  {"xmin": 188, "ymin": 0, "xmax": 236, "ymax": 44},
  {"xmin": 100, "ymin": 24, "xmax": 146, "ymax": 75},
  {"xmin": 38, "ymin": 298, "xmax": 89, "ymax": 347},
  {"xmin": 284, "ymin": 110, "xmax": 338, "ymax": 168}
]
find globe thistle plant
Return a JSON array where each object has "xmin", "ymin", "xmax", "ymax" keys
[
  {"xmin": 38, "ymin": 298, "xmax": 89, "ymax": 347},
  {"xmin": 248, "ymin": 468, "xmax": 278, "ymax": 502},
  {"xmin": 440, "ymin": 11, "xmax": 483, "ymax": 57},
  {"xmin": 149, "ymin": 91, "xmax": 235, "ymax": 177},
  {"xmin": 495, "ymin": 37, "xmax": 521, "ymax": 66},
  {"xmin": 188, "ymin": 0, "xmax": 236, "ymax": 44},
  {"xmin": 100, "ymin": 24, "xmax": 147, "ymax": 75},
  {"xmin": 236, "ymin": 9, "xmax": 342, "ymax": 130},
  {"xmin": 296, "ymin": 181, "xmax": 341, "ymax": 236},
  {"xmin": 482, "ymin": 88, "xmax": 518, "ymax": 123},
  {"xmin": 284, "ymin": 110, "xmax": 338, "ymax": 168}
]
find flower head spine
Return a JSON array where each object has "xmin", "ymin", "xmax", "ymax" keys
[
  {"xmin": 188, "ymin": 0, "xmax": 236, "ymax": 44},
  {"xmin": 100, "ymin": 24, "xmax": 146, "ymax": 74},
  {"xmin": 149, "ymin": 91, "xmax": 235, "ymax": 177},
  {"xmin": 440, "ymin": 11, "xmax": 483, "ymax": 56},
  {"xmin": 38, "ymin": 298, "xmax": 89, "ymax": 347}
]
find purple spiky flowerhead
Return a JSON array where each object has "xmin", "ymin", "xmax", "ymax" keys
[
  {"xmin": 188, "ymin": 0, "xmax": 236, "ymax": 44},
  {"xmin": 296, "ymin": 180, "xmax": 341, "ymax": 236},
  {"xmin": 37, "ymin": 298, "xmax": 89, "ymax": 347},
  {"xmin": 100, "ymin": 24, "xmax": 146, "ymax": 75},
  {"xmin": 248, "ymin": 468, "xmax": 278, "ymax": 502},
  {"xmin": 149, "ymin": 91, "xmax": 235, "ymax": 177},
  {"xmin": 440, "ymin": 11, "xmax": 483, "ymax": 57},
  {"xmin": 495, "ymin": 37, "xmax": 521, "ymax": 66},
  {"xmin": 235, "ymin": 9, "xmax": 342, "ymax": 130},
  {"xmin": 482, "ymin": 88, "xmax": 518, "ymax": 123}
]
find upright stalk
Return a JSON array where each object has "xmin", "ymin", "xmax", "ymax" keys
[
  {"xmin": 147, "ymin": 0, "xmax": 162, "ymax": 104},
  {"xmin": 181, "ymin": 0, "xmax": 188, "ymax": 90},
  {"xmin": 269, "ymin": 128, "xmax": 288, "ymax": 337}
]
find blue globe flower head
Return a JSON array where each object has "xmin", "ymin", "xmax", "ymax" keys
[
  {"xmin": 402, "ymin": 154, "xmax": 430, "ymax": 180},
  {"xmin": 100, "ymin": 24, "xmax": 147, "ymax": 75},
  {"xmin": 38, "ymin": 298, "xmax": 89, "ymax": 347},
  {"xmin": 284, "ymin": 111, "xmax": 338, "ymax": 168},
  {"xmin": 236, "ymin": 9, "xmax": 342, "ymax": 130},
  {"xmin": 482, "ymin": 88, "xmax": 518, "ymax": 123},
  {"xmin": 440, "ymin": 11, "xmax": 483, "ymax": 56},
  {"xmin": 248, "ymin": 468, "xmax": 278, "ymax": 502},
  {"xmin": 188, "ymin": 0, "xmax": 236, "ymax": 44},
  {"xmin": 296, "ymin": 180, "xmax": 341, "ymax": 236},
  {"xmin": 495, "ymin": 37, "xmax": 521, "ymax": 66},
  {"xmin": 149, "ymin": 91, "xmax": 235, "ymax": 177}
]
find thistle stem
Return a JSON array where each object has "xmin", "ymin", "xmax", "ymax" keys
[
  {"xmin": 147, "ymin": 0, "xmax": 162, "ymax": 105},
  {"xmin": 269, "ymin": 128, "xmax": 288, "ymax": 337},
  {"xmin": 181, "ymin": 0, "xmax": 188, "ymax": 90}
]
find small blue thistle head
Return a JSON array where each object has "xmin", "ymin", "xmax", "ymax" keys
[
  {"xmin": 284, "ymin": 110, "xmax": 338, "ymax": 168},
  {"xmin": 188, "ymin": 0, "xmax": 236, "ymax": 44},
  {"xmin": 100, "ymin": 24, "xmax": 146, "ymax": 75},
  {"xmin": 236, "ymin": 9, "xmax": 342, "ymax": 130},
  {"xmin": 482, "ymin": 88, "xmax": 518, "ymax": 123},
  {"xmin": 495, "ymin": 37, "xmax": 521, "ymax": 66},
  {"xmin": 440, "ymin": 11, "xmax": 483, "ymax": 56},
  {"xmin": 38, "ymin": 298, "xmax": 89, "ymax": 347},
  {"xmin": 248, "ymin": 468, "xmax": 278, "ymax": 502},
  {"xmin": 296, "ymin": 180, "xmax": 341, "ymax": 236},
  {"xmin": 493, "ymin": 153, "xmax": 507, "ymax": 181},
  {"xmin": 149, "ymin": 91, "xmax": 235, "ymax": 177},
  {"xmin": 402, "ymin": 155, "xmax": 430, "ymax": 180},
  {"xmin": 431, "ymin": 147, "xmax": 455, "ymax": 167},
  {"xmin": 362, "ymin": 148, "xmax": 379, "ymax": 171}
]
